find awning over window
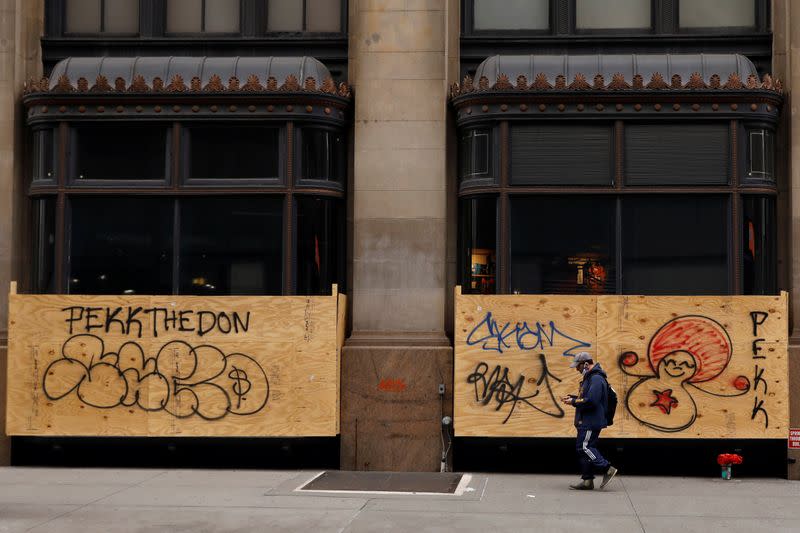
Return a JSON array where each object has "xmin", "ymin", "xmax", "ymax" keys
[
  {"xmin": 450, "ymin": 53, "xmax": 781, "ymax": 122},
  {"xmin": 23, "ymin": 56, "xmax": 351, "ymax": 124},
  {"xmin": 451, "ymin": 53, "xmax": 780, "ymax": 95},
  {"xmin": 29, "ymin": 56, "xmax": 348, "ymax": 95}
]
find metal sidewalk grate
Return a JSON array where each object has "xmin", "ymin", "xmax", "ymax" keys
[{"xmin": 297, "ymin": 471, "xmax": 468, "ymax": 495}]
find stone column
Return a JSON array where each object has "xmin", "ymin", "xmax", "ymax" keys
[
  {"xmin": 340, "ymin": 0, "xmax": 459, "ymax": 471},
  {"xmin": 773, "ymin": 0, "xmax": 800, "ymax": 480},
  {"xmin": 0, "ymin": 0, "xmax": 44, "ymax": 464}
]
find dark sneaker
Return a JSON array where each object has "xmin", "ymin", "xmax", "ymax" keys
[
  {"xmin": 569, "ymin": 479, "xmax": 594, "ymax": 490},
  {"xmin": 600, "ymin": 466, "xmax": 618, "ymax": 489}
]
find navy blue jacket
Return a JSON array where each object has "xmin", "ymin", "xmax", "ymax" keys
[{"xmin": 573, "ymin": 363, "xmax": 609, "ymax": 430}]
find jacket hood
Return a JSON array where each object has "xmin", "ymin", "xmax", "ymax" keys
[{"xmin": 585, "ymin": 363, "xmax": 607, "ymax": 379}]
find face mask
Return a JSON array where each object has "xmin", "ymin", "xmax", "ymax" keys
[{"xmin": 582, "ymin": 365, "xmax": 589, "ymax": 375}]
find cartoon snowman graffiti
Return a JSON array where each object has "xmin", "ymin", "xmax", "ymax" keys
[{"xmin": 619, "ymin": 315, "xmax": 751, "ymax": 433}]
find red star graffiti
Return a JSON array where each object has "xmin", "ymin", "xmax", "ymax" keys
[{"xmin": 650, "ymin": 389, "xmax": 679, "ymax": 414}]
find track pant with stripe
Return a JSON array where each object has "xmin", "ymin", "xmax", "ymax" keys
[{"xmin": 576, "ymin": 428, "xmax": 610, "ymax": 480}]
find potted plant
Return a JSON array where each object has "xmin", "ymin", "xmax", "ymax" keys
[{"xmin": 717, "ymin": 453, "xmax": 743, "ymax": 480}]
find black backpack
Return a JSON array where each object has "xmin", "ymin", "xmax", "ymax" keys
[{"xmin": 605, "ymin": 382, "xmax": 618, "ymax": 426}]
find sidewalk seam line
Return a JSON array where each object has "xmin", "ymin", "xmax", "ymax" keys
[
  {"xmin": 23, "ymin": 470, "xmax": 168, "ymax": 532},
  {"xmin": 337, "ymin": 499, "xmax": 370, "ymax": 533},
  {"xmin": 621, "ymin": 477, "xmax": 646, "ymax": 533}
]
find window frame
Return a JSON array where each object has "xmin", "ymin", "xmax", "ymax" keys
[
  {"xmin": 46, "ymin": 0, "xmax": 349, "ymax": 39},
  {"xmin": 462, "ymin": 0, "xmax": 768, "ymax": 37},
  {"xmin": 28, "ymin": 118, "xmax": 347, "ymax": 297},
  {"xmin": 265, "ymin": 0, "xmax": 347, "ymax": 34},
  {"xmin": 181, "ymin": 122, "xmax": 286, "ymax": 186},
  {"xmin": 457, "ymin": 118, "xmax": 778, "ymax": 296},
  {"xmin": 743, "ymin": 125, "xmax": 776, "ymax": 184},
  {"xmin": 459, "ymin": 124, "xmax": 499, "ymax": 189},
  {"xmin": 294, "ymin": 125, "xmax": 347, "ymax": 190},
  {"xmin": 676, "ymin": 0, "xmax": 767, "ymax": 34},
  {"xmin": 464, "ymin": 0, "xmax": 554, "ymax": 36},
  {"xmin": 66, "ymin": 122, "xmax": 173, "ymax": 186},
  {"xmin": 61, "ymin": 0, "xmax": 141, "ymax": 36},
  {"xmin": 32, "ymin": 126, "xmax": 58, "ymax": 185},
  {"xmin": 164, "ymin": 0, "xmax": 245, "ymax": 36},
  {"xmin": 572, "ymin": 0, "xmax": 655, "ymax": 35}
]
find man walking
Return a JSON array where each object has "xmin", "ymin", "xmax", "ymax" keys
[{"xmin": 561, "ymin": 352, "xmax": 618, "ymax": 490}]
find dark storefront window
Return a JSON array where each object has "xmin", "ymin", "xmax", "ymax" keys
[
  {"xmin": 65, "ymin": 0, "xmax": 139, "ymax": 34},
  {"xmin": 625, "ymin": 123, "xmax": 729, "ymax": 185},
  {"xmin": 32, "ymin": 198, "xmax": 57, "ymax": 294},
  {"xmin": 510, "ymin": 196, "xmax": 615, "ymax": 294},
  {"xmin": 456, "ymin": 115, "xmax": 777, "ymax": 296},
  {"xmin": 511, "ymin": 124, "xmax": 613, "ymax": 185},
  {"xmin": 747, "ymin": 129, "xmax": 775, "ymax": 181},
  {"xmin": 743, "ymin": 196, "xmax": 776, "ymax": 294},
  {"xmin": 460, "ymin": 128, "xmax": 491, "ymax": 181},
  {"xmin": 296, "ymin": 197, "xmax": 343, "ymax": 295},
  {"xmin": 31, "ymin": 115, "xmax": 346, "ymax": 297},
  {"xmin": 299, "ymin": 128, "xmax": 345, "ymax": 182},
  {"xmin": 622, "ymin": 196, "xmax": 729, "ymax": 294},
  {"xmin": 33, "ymin": 129, "xmax": 56, "ymax": 182},
  {"xmin": 179, "ymin": 197, "xmax": 283, "ymax": 295},
  {"xmin": 167, "ymin": 0, "xmax": 241, "ymax": 33},
  {"xmin": 71, "ymin": 124, "xmax": 169, "ymax": 181},
  {"xmin": 186, "ymin": 125, "xmax": 281, "ymax": 181},
  {"xmin": 68, "ymin": 197, "xmax": 174, "ymax": 295},
  {"xmin": 460, "ymin": 197, "xmax": 496, "ymax": 294}
]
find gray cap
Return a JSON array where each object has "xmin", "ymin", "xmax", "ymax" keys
[{"xmin": 569, "ymin": 351, "xmax": 593, "ymax": 368}]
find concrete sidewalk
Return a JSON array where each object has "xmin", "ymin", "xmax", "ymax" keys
[{"xmin": 0, "ymin": 467, "xmax": 798, "ymax": 532}]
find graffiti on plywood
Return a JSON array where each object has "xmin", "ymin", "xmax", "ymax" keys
[
  {"xmin": 43, "ymin": 334, "xmax": 269, "ymax": 420},
  {"xmin": 618, "ymin": 315, "xmax": 750, "ymax": 433}
]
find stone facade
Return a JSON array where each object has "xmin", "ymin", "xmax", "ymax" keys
[
  {"xmin": 772, "ymin": 0, "xmax": 799, "ymax": 480},
  {"xmin": 0, "ymin": 1, "xmax": 797, "ymax": 478},
  {"xmin": 0, "ymin": 0, "xmax": 44, "ymax": 465},
  {"xmin": 340, "ymin": 0, "xmax": 459, "ymax": 471}
]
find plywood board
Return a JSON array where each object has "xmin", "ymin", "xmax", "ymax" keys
[
  {"xmin": 454, "ymin": 288, "xmax": 788, "ymax": 439},
  {"xmin": 6, "ymin": 288, "xmax": 344, "ymax": 437}
]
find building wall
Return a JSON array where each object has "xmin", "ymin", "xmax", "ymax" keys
[
  {"xmin": 340, "ymin": 0, "xmax": 459, "ymax": 471},
  {"xmin": 1, "ymin": 0, "xmax": 794, "ymax": 474},
  {"xmin": 0, "ymin": 0, "xmax": 44, "ymax": 465},
  {"xmin": 772, "ymin": 0, "xmax": 800, "ymax": 480}
]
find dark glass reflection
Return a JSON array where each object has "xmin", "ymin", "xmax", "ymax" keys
[
  {"xmin": 179, "ymin": 197, "xmax": 283, "ymax": 295},
  {"xmin": 68, "ymin": 197, "xmax": 173, "ymax": 294},
  {"xmin": 188, "ymin": 126, "xmax": 280, "ymax": 180},
  {"xmin": 510, "ymin": 196, "xmax": 615, "ymax": 294},
  {"xmin": 72, "ymin": 124, "xmax": 167, "ymax": 180},
  {"xmin": 461, "ymin": 197, "xmax": 497, "ymax": 294},
  {"xmin": 748, "ymin": 130, "xmax": 775, "ymax": 181},
  {"xmin": 300, "ymin": 128, "xmax": 345, "ymax": 181},
  {"xmin": 460, "ymin": 129, "xmax": 491, "ymax": 180},
  {"xmin": 743, "ymin": 196, "xmax": 777, "ymax": 294},
  {"xmin": 32, "ymin": 197, "xmax": 56, "ymax": 293},
  {"xmin": 622, "ymin": 196, "xmax": 728, "ymax": 294},
  {"xmin": 33, "ymin": 129, "xmax": 56, "ymax": 181},
  {"xmin": 296, "ymin": 197, "xmax": 343, "ymax": 295}
]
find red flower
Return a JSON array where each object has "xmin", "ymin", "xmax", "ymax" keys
[{"xmin": 717, "ymin": 453, "xmax": 743, "ymax": 466}]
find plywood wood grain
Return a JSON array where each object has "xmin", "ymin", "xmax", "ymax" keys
[
  {"xmin": 454, "ymin": 288, "xmax": 788, "ymax": 439},
  {"xmin": 6, "ymin": 288, "xmax": 345, "ymax": 437}
]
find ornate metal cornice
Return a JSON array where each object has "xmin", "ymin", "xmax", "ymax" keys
[
  {"xmin": 450, "ymin": 71, "xmax": 782, "ymax": 98},
  {"xmin": 24, "ymin": 73, "xmax": 352, "ymax": 99}
]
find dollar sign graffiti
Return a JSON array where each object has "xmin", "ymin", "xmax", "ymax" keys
[{"xmin": 228, "ymin": 366, "xmax": 252, "ymax": 409}]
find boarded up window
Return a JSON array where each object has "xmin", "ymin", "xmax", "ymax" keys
[
  {"xmin": 625, "ymin": 124, "xmax": 729, "ymax": 185},
  {"xmin": 510, "ymin": 124, "xmax": 613, "ymax": 185}
]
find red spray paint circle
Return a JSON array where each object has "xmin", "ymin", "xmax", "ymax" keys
[{"xmin": 648, "ymin": 315, "xmax": 732, "ymax": 383}]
